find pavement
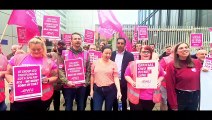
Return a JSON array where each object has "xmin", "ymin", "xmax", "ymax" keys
[{"xmin": 5, "ymin": 81, "xmax": 161, "ymax": 111}]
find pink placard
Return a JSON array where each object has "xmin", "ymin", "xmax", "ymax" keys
[
  {"xmin": 209, "ymin": 27, "xmax": 212, "ymax": 32},
  {"xmin": 88, "ymin": 50, "xmax": 102, "ymax": 64},
  {"xmin": 132, "ymin": 26, "xmax": 138, "ymax": 45},
  {"xmin": 131, "ymin": 52, "xmax": 140, "ymax": 60},
  {"xmin": 64, "ymin": 58, "xmax": 85, "ymax": 84},
  {"xmin": 190, "ymin": 33, "xmax": 203, "ymax": 48},
  {"xmin": 135, "ymin": 60, "xmax": 158, "ymax": 89},
  {"xmin": 138, "ymin": 26, "xmax": 148, "ymax": 40},
  {"xmin": 17, "ymin": 27, "xmax": 27, "ymax": 44},
  {"xmin": 13, "ymin": 65, "xmax": 42, "ymax": 101},
  {"xmin": 84, "ymin": 29, "xmax": 95, "ymax": 44},
  {"xmin": 63, "ymin": 34, "xmax": 72, "ymax": 44},
  {"xmin": 203, "ymin": 56, "xmax": 212, "ymax": 70},
  {"xmin": 42, "ymin": 15, "xmax": 60, "ymax": 39}
]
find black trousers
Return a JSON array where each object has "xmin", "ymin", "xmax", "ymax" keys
[
  {"xmin": 10, "ymin": 97, "xmax": 53, "ymax": 111},
  {"xmin": 129, "ymin": 99, "xmax": 155, "ymax": 111},
  {"xmin": 112, "ymin": 86, "xmax": 127, "ymax": 111},
  {"xmin": 53, "ymin": 90, "xmax": 61, "ymax": 111},
  {"xmin": 175, "ymin": 89, "xmax": 200, "ymax": 110}
]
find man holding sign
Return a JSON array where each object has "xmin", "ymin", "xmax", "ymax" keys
[{"xmin": 61, "ymin": 32, "xmax": 91, "ymax": 111}]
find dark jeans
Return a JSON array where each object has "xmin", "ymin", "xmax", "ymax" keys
[
  {"xmin": 113, "ymin": 85, "xmax": 127, "ymax": 111},
  {"xmin": 83, "ymin": 85, "xmax": 93, "ymax": 111},
  {"xmin": 176, "ymin": 89, "xmax": 200, "ymax": 110},
  {"xmin": 0, "ymin": 101, "xmax": 7, "ymax": 111},
  {"xmin": 10, "ymin": 97, "xmax": 53, "ymax": 111},
  {"xmin": 53, "ymin": 90, "xmax": 61, "ymax": 111},
  {"xmin": 129, "ymin": 99, "xmax": 155, "ymax": 111},
  {"xmin": 93, "ymin": 83, "xmax": 117, "ymax": 111},
  {"xmin": 63, "ymin": 86, "xmax": 86, "ymax": 111}
]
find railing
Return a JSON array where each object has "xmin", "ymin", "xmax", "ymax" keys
[{"xmin": 121, "ymin": 25, "xmax": 211, "ymax": 54}]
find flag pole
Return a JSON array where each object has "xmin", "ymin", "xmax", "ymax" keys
[{"xmin": 0, "ymin": 24, "xmax": 8, "ymax": 43}]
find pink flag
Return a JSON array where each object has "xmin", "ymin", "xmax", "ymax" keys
[
  {"xmin": 8, "ymin": 10, "xmax": 40, "ymax": 40},
  {"xmin": 98, "ymin": 10, "xmax": 132, "ymax": 51}
]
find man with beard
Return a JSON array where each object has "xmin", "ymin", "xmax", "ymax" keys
[
  {"xmin": 111, "ymin": 38, "xmax": 134, "ymax": 111},
  {"xmin": 60, "ymin": 32, "xmax": 91, "ymax": 111}
]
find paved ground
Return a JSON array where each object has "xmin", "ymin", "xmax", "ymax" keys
[{"xmin": 5, "ymin": 81, "xmax": 160, "ymax": 111}]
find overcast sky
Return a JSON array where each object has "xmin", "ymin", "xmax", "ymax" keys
[{"xmin": 94, "ymin": 10, "xmax": 138, "ymax": 24}]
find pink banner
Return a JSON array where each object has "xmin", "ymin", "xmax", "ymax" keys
[
  {"xmin": 98, "ymin": 10, "xmax": 132, "ymax": 52},
  {"xmin": 42, "ymin": 15, "xmax": 60, "ymax": 39},
  {"xmin": 88, "ymin": 50, "xmax": 102, "ymax": 64},
  {"xmin": 84, "ymin": 29, "xmax": 95, "ymax": 44},
  {"xmin": 138, "ymin": 26, "xmax": 148, "ymax": 40},
  {"xmin": 63, "ymin": 34, "xmax": 72, "ymax": 44},
  {"xmin": 64, "ymin": 58, "xmax": 85, "ymax": 84},
  {"xmin": 190, "ymin": 33, "xmax": 203, "ymax": 48},
  {"xmin": 98, "ymin": 26, "xmax": 115, "ymax": 39},
  {"xmin": 13, "ymin": 65, "xmax": 42, "ymax": 101},
  {"xmin": 208, "ymin": 27, "xmax": 212, "ymax": 32},
  {"xmin": 8, "ymin": 10, "xmax": 40, "ymax": 40},
  {"xmin": 131, "ymin": 52, "xmax": 140, "ymax": 60}
]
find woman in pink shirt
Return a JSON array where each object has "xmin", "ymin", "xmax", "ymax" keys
[
  {"xmin": 5, "ymin": 37, "xmax": 58, "ymax": 111},
  {"xmin": 125, "ymin": 45, "xmax": 164, "ymax": 110},
  {"xmin": 90, "ymin": 45, "xmax": 122, "ymax": 111}
]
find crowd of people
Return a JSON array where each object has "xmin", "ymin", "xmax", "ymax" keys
[{"xmin": 0, "ymin": 32, "xmax": 211, "ymax": 111}]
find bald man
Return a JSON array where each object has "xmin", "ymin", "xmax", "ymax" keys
[
  {"xmin": 196, "ymin": 49, "xmax": 208, "ymax": 64},
  {"xmin": 7, "ymin": 45, "xmax": 20, "ymax": 60}
]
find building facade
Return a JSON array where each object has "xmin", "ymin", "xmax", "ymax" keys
[
  {"xmin": 138, "ymin": 10, "xmax": 212, "ymax": 27},
  {"xmin": 0, "ymin": 10, "xmax": 69, "ymax": 54}
]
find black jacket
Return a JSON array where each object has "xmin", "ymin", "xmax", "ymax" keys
[{"xmin": 110, "ymin": 50, "xmax": 134, "ymax": 87}]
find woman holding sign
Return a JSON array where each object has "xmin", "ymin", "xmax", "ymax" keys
[
  {"xmin": 0, "ymin": 44, "xmax": 8, "ymax": 111},
  {"xmin": 90, "ymin": 45, "xmax": 122, "ymax": 111},
  {"xmin": 5, "ymin": 37, "xmax": 58, "ymax": 111},
  {"xmin": 165, "ymin": 42, "xmax": 202, "ymax": 111},
  {"xmin": 124, "ymin": 45, "xmax": 164, "ymax": 111}
]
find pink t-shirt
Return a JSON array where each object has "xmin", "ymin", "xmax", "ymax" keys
[
  {"xmin": 9, "ymin": 54, "xmax": 57, "ymax": 102},
  {"xmin": 91, "ymin": 59, "xmax": 118, "ymax": 87},
  {"xmin": 125, "ymin": 62, "xmax": 164, "ymax": 100},
  {"xmin": 9, "ymin": 54, "xmax": 57, "ymax": 69}
]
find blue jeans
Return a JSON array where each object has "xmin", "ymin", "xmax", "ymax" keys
[
  {"xmin": 176, "ymin": 89, "xmax": 200, "ymax": 110},
  {"xmin": 93, "ymin": 83, "xmax": 117, "ymax": 111},
  {"xmin": 63, "ymin": 86, "xmax": 86, "ymax": 111},
  {"xmin": 0, "ymin": 101, "xmax": 7, "ymax": 111}
]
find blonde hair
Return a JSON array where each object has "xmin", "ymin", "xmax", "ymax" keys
[{"xmin": 28, "ymin": 37, "xmax": 47, "ymax": 57}]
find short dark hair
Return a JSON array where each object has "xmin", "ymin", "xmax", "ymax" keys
[
  {"xmin": 101, "ymin": 45, "xmax": 112, "ymax": 53},
  {"xmin": 71, "ymin": 32, "xmax": 82, "ymax": 39},
  {"xmin": 58, "ymin": 40, "xmax": 65, "ymax": 46},
  {"xmin": 117, "ymin": 38, "xmax": 126, "ymax": 44}
]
